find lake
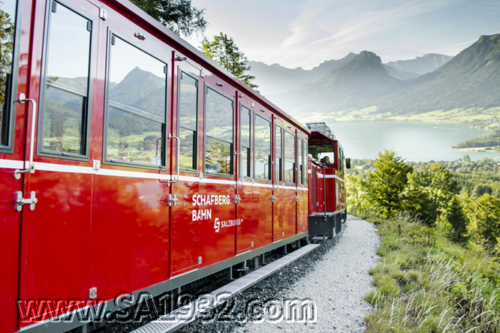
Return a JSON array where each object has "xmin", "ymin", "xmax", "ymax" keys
[{"xmin": 327, "ymin": 121, "xmax": 500, "ymax": 162}]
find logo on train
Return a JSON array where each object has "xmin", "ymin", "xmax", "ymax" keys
[{"xmin": 191, "ymin": 195, "xmax": 242, "ymax": 232}]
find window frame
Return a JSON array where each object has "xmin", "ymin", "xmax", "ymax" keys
[
  {"xmin": 102, "ymin": 30, "xmax": 169, "ymax": 170},
  {"xmin": 0, "ymin": 0, "xmax": 23, "ymax": 154},
  {"xmin": 36, "ymin": 0, "xmax": 96, "ymax": 161},
  {"xmin": 253, "ymin": 112, "xmax": 271, "ymax": 183},
  {"xmin": 177, "ymin": 69, "xmax": 199, "ymax": 173},
  {"xmin": 274, "ymin": 124, "xmax": 283, "ymax": 183},
  {"xmin": 283, "ymin": 129, "xmax": 296, "ymax": 185},
  {"xmin": 239, "ymin": 102, "xmax": 252, "ymax": 179},
  {"xmin": 203, "ymin": 84, "xmax": 235, "ymax": 178}
]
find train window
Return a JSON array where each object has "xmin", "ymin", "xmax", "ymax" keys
[
  {"xmin": 39, "ymin": 2, "xmax": 92, "ymax": 157},
  {"xmin": 0, "ymin": 0, "xmax": 19, "ymax": 151},
  {"xmin": 302, "ymin": 139, "xmax": 308, "ymax": 185},
  {"xmin": 240, "ymin": 105, "xmax": 251, "ymax": 178},
  {"xmin": 284, "ymin": 131, "xmax": 295, "ymax": 184},
  {"xmin": 298, "ymin": 139, "xmax": 304, "ymax": 185},
  {"xmin": 204, "ymin": 87, "xmax": 234, "ymax": 175},
  {"xmin": 254, "ymin": 115, "xmax": 271, "ymax": 181},
  {"xmin": 178, "ymin": 72, "xmax": 198, "ymax": 170},
  {"xmin": 275, "ymin": 126, "xmax": 282, "ymax": 182},
  {"xmin": 105, "ymin": 36, "xmax": 167, "ymax": 167},
  {"xmin": 309, "ymin": 144, "xmax": 334, "ymax": 165}
]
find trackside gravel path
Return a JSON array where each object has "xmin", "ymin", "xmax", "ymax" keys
[{"xmin": 235, "ymin": 215, "xmax": 380, "ymax": 333}]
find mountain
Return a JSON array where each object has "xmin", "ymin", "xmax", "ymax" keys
[
  {"xmin": 385, "ymin": 53, "xmax": 452, "ymax": 76},
  {"xmin": 248, "ymin": 53, "xmax": 357, "ymax": 96},
  {"xmin": 249, "ymin": 52, "xmax": 446, "ymax": 98},
  {"xmin": 110, "ymin": 66, "xmax": 165, "ymax": 109},
  {"xmin": 378, "ymin": 34, "xmax": 500, "ymax": 114},
  {"xmin": 382, "ymin": 65, "xmax": 420, "ymax": 80},
  {"xmin": 273, "ymin": 51, "xmax": 400, "ymax": 115}
]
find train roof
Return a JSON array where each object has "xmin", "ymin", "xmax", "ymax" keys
[{"xmin": 108, "ymin": 0, "xmax": 310, "ymax": 135}]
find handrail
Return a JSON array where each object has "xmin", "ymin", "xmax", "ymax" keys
[
  {"xmin": 235, "ymin": 152, "xmax": 242, "ymax": 187},
  {"xmin": 168, "ymin": 135, "xmax": 180, "ymax": 184},
  {"xmin": 15, "ymin": 94, "xmax": 37, "ymax": 180}
]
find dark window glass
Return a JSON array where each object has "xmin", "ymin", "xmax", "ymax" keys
[
  {"xmin": 303, "ymin": 140, "xmax": 308, "ymax": 185},
  {"xmin": 275, "ymin": 126, "xmax": 282, "ymax": 182},
  {"xmin": 179, "ymin": 72, "xmax": 198, "ymax": 170},
  {"xmin": 205, "ymin": 88, "xmax": 234, "ymax": 175},
  {"xmin": 254, "ymin": 115, "xmax": 271, "ymax": 180},
  {"xmin": 41, "ymin": 3, "xmax": 91, "ymax": 155},
  {"xmin": 284, "ymin": 131, "xmax": 295, "ymax": 184},
  {"xmin": 0, "ymin": 0, "xmax": 17, "ymax": 147},
  {"xmin": 106, "ymin": 36, "xmax": 166, "ymax": 166},
  {"xmin": 240, "ymin": 106, "xmax": 250, "ymax": 178},
  {"xmin": 298, "ymin": 139, "xmax": 303, "ymax": 185}
]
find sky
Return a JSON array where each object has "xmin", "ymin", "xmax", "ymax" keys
[{"xmin": 185, "ymin": 0, "xmax": 500, "ymax": 70}]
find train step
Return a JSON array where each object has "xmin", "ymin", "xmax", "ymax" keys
[{"xmin": 131, "ymin": 244, "xmax": 320, "ymax": 333}]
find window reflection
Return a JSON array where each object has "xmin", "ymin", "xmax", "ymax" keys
[
  {"xmin": 0, "ymin": 0, "xmax": 17, "ymax": 146},
  {"xmin": 106, "ymin": 36, "xmax": 167, "ymax": 166},
  {"xmin": 254, "ymin": 116, "xmax": 271, "ymax": 180},
  {"xmin": 284, "ymin": 131, "xmax": 295, "ymax": 183},
  {"xmin": 205, "ymin": 88, "xmax": 233, "ymax": 175},
  {"xmin": 275, "ymin": 126, "xmax": 282, "ymax": 182},
  {"xmin": 179, "ymin": 72, "xmax": 198, "ymax": 170},
  {"xmin": 41, "ymin": 3, "xmax": 91, "ymax": 155},
  {"xmin": 240, "ymin": 106, "xmax": 251, "ymax": 178}
]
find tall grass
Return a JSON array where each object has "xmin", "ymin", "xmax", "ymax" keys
[{"xmin": 364, "ymin": 213, "xmax": 500, "ymax": 332}]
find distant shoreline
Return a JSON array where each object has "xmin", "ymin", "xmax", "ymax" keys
[{"xmin": 450, "ymin": 146, "xmax": 499, "ymax": 153}]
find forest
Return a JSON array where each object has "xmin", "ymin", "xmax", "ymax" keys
[{"xmin": 347, "ymin": 150, "xmax": 500, "ymax": 331}]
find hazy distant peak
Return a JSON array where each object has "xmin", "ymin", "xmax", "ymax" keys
[{"xmin": 386, "ymin": 53, "xmax": 452, "ymax": 75}]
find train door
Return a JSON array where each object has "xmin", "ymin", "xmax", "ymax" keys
[
  {"xmin": 297, "ymin": 137, "xmax": 308, "ymax": 233},
  {"xmin": 282, "ymin": 128, "xmax": 298, "ymax": 237},
  {"xmin": 253, "ymin": 109, "xmax": 273, "ymax": 244},
  {"xmin": 236, "ymin": 101, "xmax": 255, "ymax": 253},
  {"xmin": 169, "ymin": 57, "xmax": 202, "ymax": 276},
  {"xmin": 197, "ymin": 72, "xmax": 237, "ymax": 267},
  {"xmin": 90, "ymin": 8, "xmax": 172, "ymax": 299},
  {"xmin": 0, "ymin": 0, "xmax": 28, "ymax": 331},
  {"xmin": 16, "ymin": 0, "xmax": 99, "ymax": 323},
  {"xmin": 273, "ymin": 121, "xmax": 285, "ymax": 241}
]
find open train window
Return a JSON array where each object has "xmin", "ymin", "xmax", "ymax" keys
[
  {"xmin": 284, "ymin": 131, "xmax": 295, "ymax": 184},
  {"xmin": 104, "ymin": 35, "xmax": 167, "ymax": 168},
  {"xmin": 275, "ymin": 125, "xmax": 283, "ymax": 182},
  {"xmin": 178, "ymin": 71, "xmax": 198, "ymax": 171},
  {"xmin": 0, "ymin": 0, "xmax": 21, "ymax": 153},
  {"xmin": 240, "ymin": 105, "xmax": 251, "ymax": 178},
  {"xmin": 309, "ymin": 144, "xmax": 334, "ymax": 165},
  {"xmin": 254, "ymin": 114, "xmax": 271, "ymax": 181},
  {"xmin": 204, "ymin": 86, "xmax": 234, "ymax": 176},
  {"xmin": 38, "ymin": 1, "xmax": 94, "ymax": 159}
]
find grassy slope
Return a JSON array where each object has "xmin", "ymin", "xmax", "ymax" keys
[{"xmin": 364, "ymin": 215, "xmax": 500, "ymax": 332}]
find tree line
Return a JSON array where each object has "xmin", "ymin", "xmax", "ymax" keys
[{"xmin": 347, "ymin": 150, "xmax": 500, "ymax": 252}]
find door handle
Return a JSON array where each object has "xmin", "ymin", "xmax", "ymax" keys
[{"xmin": 15, "ymin": 94, "xmax": 37, "ymax": 179}]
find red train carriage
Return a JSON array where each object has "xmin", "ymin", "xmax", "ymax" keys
[
  {"xmin": 306, "ymin": 122, "xmax": 348, "ymax": 240},
  {"xmin": 0, "ymin": 1, "xmax": 347, "ymax": 332}
]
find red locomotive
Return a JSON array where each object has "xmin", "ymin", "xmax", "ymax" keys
[{"xmin": 0, "ymin": 1, "xmax": 348, "ymax": 332}]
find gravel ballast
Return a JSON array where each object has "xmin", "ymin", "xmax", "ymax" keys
[{"xmin": 183, "ymin": 215, "xmax": 380, "ymax": 333}]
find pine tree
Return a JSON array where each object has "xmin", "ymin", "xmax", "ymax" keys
[
  {"xmin": 130, "ymin": 0, "xmax": 206, "ymax": 37},
  {"xmin": 201, "ymin": 33, "xmax": 258, "ymax": 89},
  {"xmin": 365, "ymin": 150, "xmax": 413, "ymax": 218},
  {"xmin": 443, "ymin": 195, "xmax": 469, "ymax": 244},
  {"xmin": 475, "ymin": 194, "xmax": 500, "ymax": 247}
]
